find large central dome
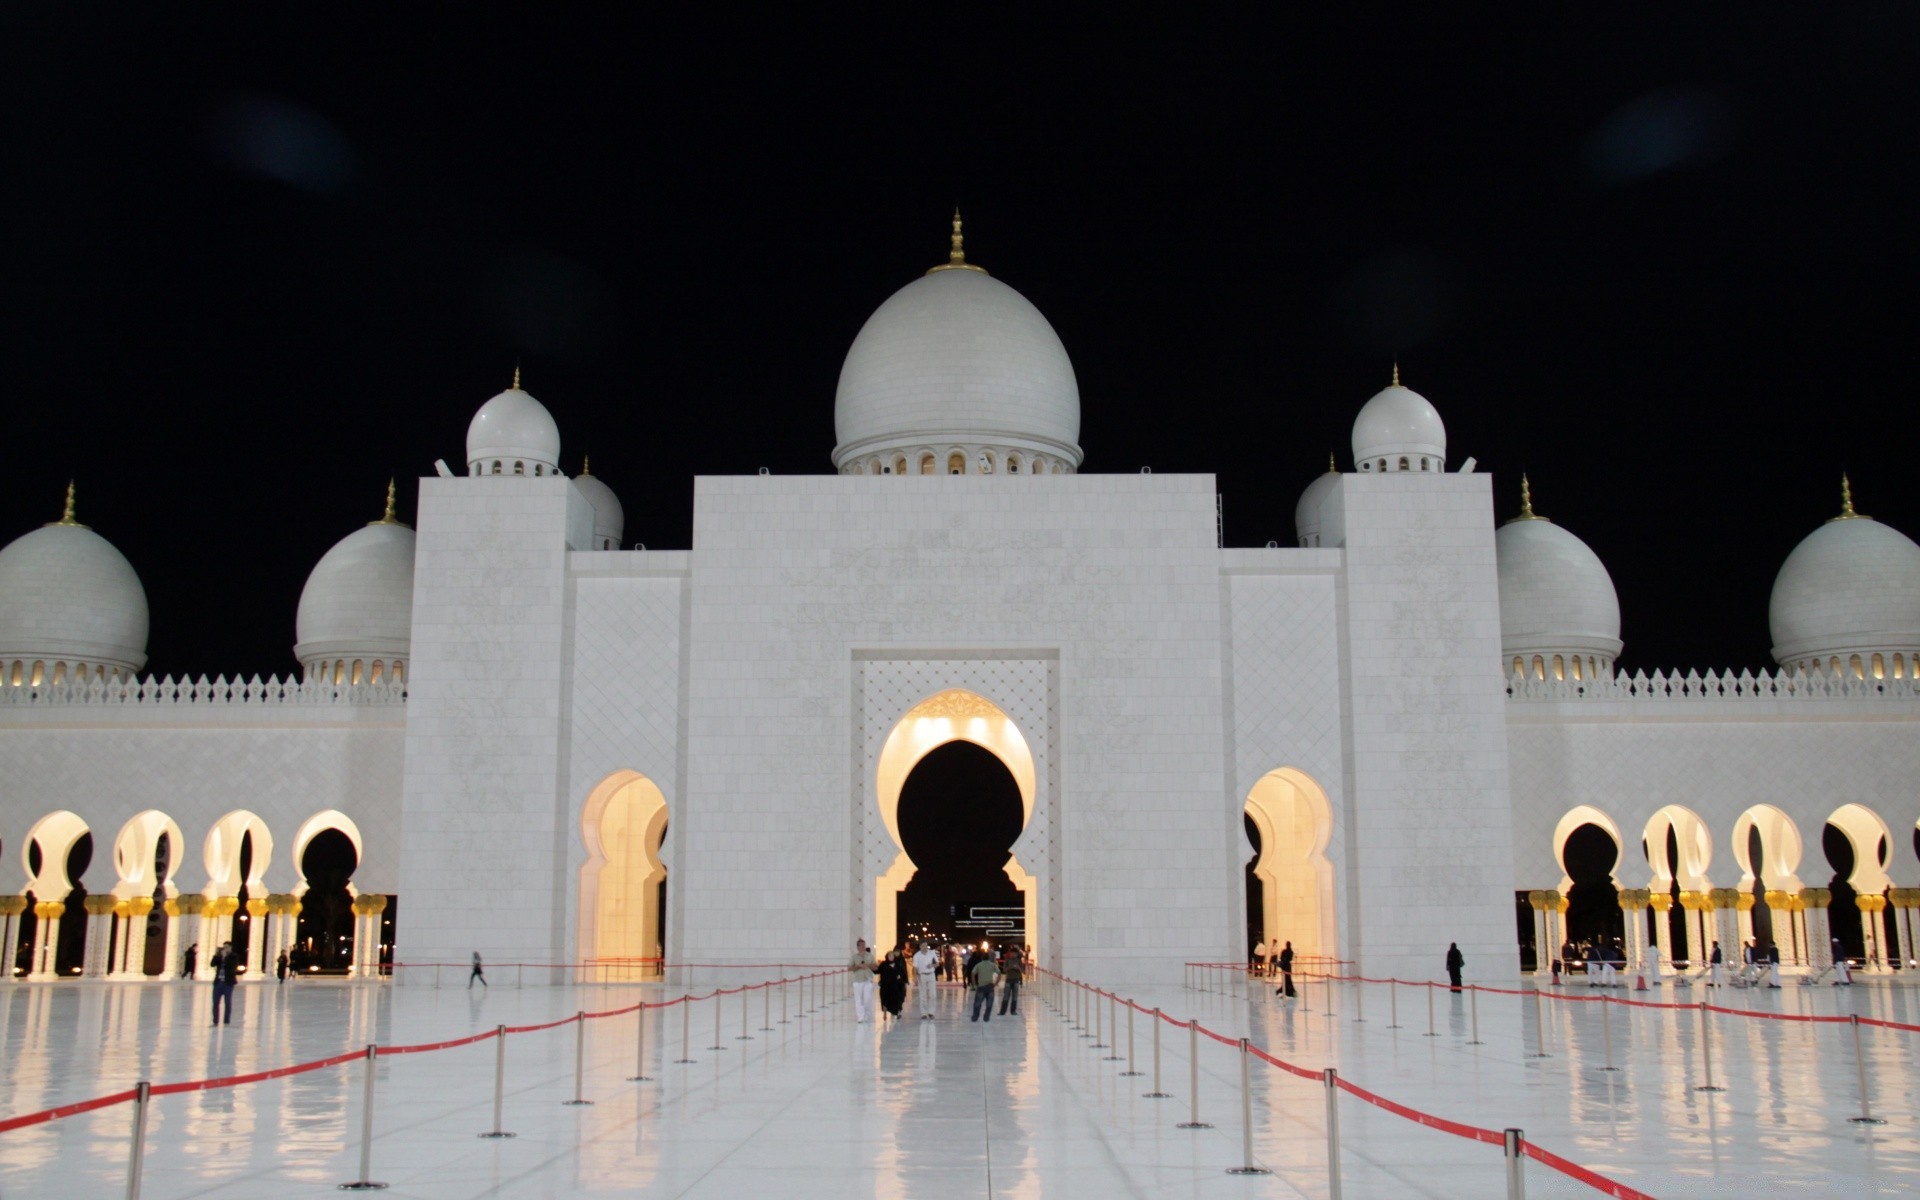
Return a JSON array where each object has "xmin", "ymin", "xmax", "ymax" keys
[{"xmin": 832, "ymin": 216, "xmax": 1082, "ymax": 475}]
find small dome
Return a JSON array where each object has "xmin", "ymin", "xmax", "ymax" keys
[
  {"xmin": 572, "ymin": 459, "xmax": 624, "ymax": 551},
  {"xmin": 1352, "ymin": 367, "xmax": 1446, "ymax": 473},
  {"xmin": 1496, "ymin": 478, "xmax": 1621, "ymax": 680},
  {"xmin": 1769, "ymin": 479, "xmax": 1920, "ymax": 675},
  {"xmin": 1294, "ymin": 457, "xmax": 1341, "ymax": 547},
  {"xmin": 832, "ymin": 215, "xmax": 1081, "ymax": 474},
  {"xmin": 294, "ymin": 485, "xmax": 415, "ymax": 679},
  {"xmin": 0, "ymin": 487, "xmax": 148, "ymax": 678},
  {"xmin": 467, "ymin": 371, "xmax": 560, "ymax": 476}
]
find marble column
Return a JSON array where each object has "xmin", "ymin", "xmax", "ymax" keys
[
  {"xmin": 1803, "ymin": 889, "xmax": 1832, "ymax": 971},
  {"xmin": 0, "ymin": 896, "xmax": 26, "ymax": 981},
  {"xmin": 82, "ymin": 896, "xmax": 117, "ymax": 978},
  {"xmin": 243, "ymin": 899, "xmax": 269, "ymax": 981},
  {"xmin": 1649, "ymin": 893, "xmax": 1673, "ymax": 972},
  {"xmin": 29, "ymin": 903, "xmax": 63, "ymax": 979},
  {"xmin": 160, "ymin": 897, "xmax": 185, "ymax": 979}
]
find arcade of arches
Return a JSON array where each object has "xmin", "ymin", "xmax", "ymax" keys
[
  {"xmin": 578, "ymin": 771, "xmax": 669, "ymax": 979},
  {"xmin": 1524, "ymin": 801, "xmax": 1920, "ymax": 976},
  {"xmin": 5, "ymin": 807, "xmax": 384, "ymax": 981}
]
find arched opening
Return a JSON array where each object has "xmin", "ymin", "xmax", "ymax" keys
[
  {"xmin": 1643, "ymin": 805, "xmax": 1712, "ymax": 967},
  {"xmin": 22, "ymin": 812, "xmax": 91, "ymax": 977},
  {"xmin": 1731, "ymin": 805, "xmax": 1804, "ymax": 964},
  {"xmin": 874, "ymin": 689, "xmax": 1037, "ymax": 958},
  {"xmin": 895, "ymin": 742, "xmax": 1024, "ymax": 950},
  {"xmin": 1824, "ymin": 803, "xmax": 1893, "ymax": 967},
  {"xmin": 295, "ymin": 828, "xmax": 358, "ymax": 973},
  {"xmin": 203, "ymin": 811, "xmax": 272, "ymax": 974},
  {"xmin": 1243, "ymin": 768, "xmax": 1336, "ymax": 964},
  {"xmin": 578, "ymin": 771, "xmax": 669, "ymax": 980},
  {"xmin": 947, "ymin": 451, "xmax": 965, "ymax": 475},
  {"xmin": 112, "ymin": 810, "xmax": 182, "ymax": 976},
  {"xmin": 1559, "ymin": 824, "xmax": 1622, "ymax": 968}
]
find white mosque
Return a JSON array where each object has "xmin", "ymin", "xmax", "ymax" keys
[{"xmin": 1, "ymin": 219, "xmax": 1917, "ymax": 989}]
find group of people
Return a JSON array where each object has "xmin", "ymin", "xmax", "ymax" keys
[
  {"xmin": 1705, "ymin": 938, "xmax": 1786, "ymax": 988},
  {"xmin": 1257, "ymin": 939, "xmax": 1467, "ymax": 996},
  {"xmin": 850, "ymin": 939, "xmax": 1027, "ymax": 1025},
  {"xmin": 182, "ymin": 941, "xmax": 299, "ymax": 1026}
]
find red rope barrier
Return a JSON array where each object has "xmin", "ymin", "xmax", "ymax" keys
[
  {"xmin": 1522, "ymin": 1141, "xmax": 1660, "ymax": 1200},
  {"xmin": 0, "ymin": 1087, "xmax": 140, "ymax": 1134}
]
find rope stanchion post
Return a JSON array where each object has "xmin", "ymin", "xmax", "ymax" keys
[
  {"xmin": 1424, "ymin": 982, "xmax": 1438, "ymax": 1037},
  {"xmin": 1388, "ymin": 977, "xmax": 1400, "ymax": 1028},
  {"xmin": 1225, "ymin": 1038, "xmax": 1271, "ymax": 1176},
  {"xmin": 761, "ymin": 981, "xmax": 773, "ymax": 1032},
  {"xmin": 779, "ymin": 978, "xmax": 789, "ymax": 1024},
  {"xmin": 481, "ymin": 1025, "xmax": 517, "ymax": 1135},
  {"xmin": 1324, "ymin": 973, "xmax": 1333, "ymax": 1018},
  {"xmin": 627, "ymin": 1005, "xmax": 652, "ymax": 1083},
  {"xmin": 1468, "ymin": 985, "xmax": 1483, "ymax": 1045},
  {"xmin": 1599, "ymin": 996, "xmax": 1618, "ymax": 1072},
  {"xmin": 1848, "ymin": 1013, "xmax": 1886, "ymax": 1124},
  {"xmin": 123, "ymin": 1080, "xmax": 150, "ymax": 1200},
  {"xmin": 737, "ymin": 988, "xmax": 752, "ymax": 1040},
  {"xmin": 1121, "ymin": 1003, "xmax": 1143, "ymax": 1076},
  {"xmin": 709, "ymin": 993, "xmax": 727, "ymax": 1051},
  {"xmin": 1145, "ymin": 1008, "xmax": 1171, "ymax": 1097},
  {"xmin": 1177, "ymin": 1019, "xmax": 1213, "ymax": 1129},
  {"xmin": 1694, "ymin": 1000, "xmax": 1724, "ymax": 1092},
  {"xmin": 1103, "ymin": 994, "xmax": 1122, "ymax": 1060},
  {"xmin": 563, "ymin": 1013, "xmax": 594, "ymax": 1105},
  {"xmin": 675, "ymin": 995, "xmax": 696, "ymax": 1063},
  {"xmin": 1323, "ymin": 1068, "xmax": 1343, "ymax": 1200},
  {"xmin": 1093, "ymin": 989, "xmax": 1107, "ymax": 1049},
  {"xmin": 1503, "ymin": 1128, "xmax": 1526, "ymax": 1200},
  {"xmin": 337, "ymin": 1044, "xmax": 388, "ymax": 1190},
  {"xmin": 1353, "ymin": 975, "xmax": 1365, "ymax": 1023},
  {"xmin": 1526, "ymin": 986, "xmax": 1549, "ymax": 1058}
]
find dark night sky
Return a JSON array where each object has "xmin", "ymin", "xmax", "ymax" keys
[{"xmin": 2, "ymin": 9, "xmax": 1915, "ymax": 680}]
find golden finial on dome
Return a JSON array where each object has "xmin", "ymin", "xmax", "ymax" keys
[
  {"xmin": 1834, "ymin": 473, "xmax": 1867, "ymax": 521},
  {"xmin": 512, "ymin": 363, "xmax": 522, "ymax": 390},
  {"xmin": 371, "ymin": 478, "xmax": 403, "ymax": 526},
  {"xmin": 925, "ymin": 208, "xmax": 988, "ymax": 275},
  {"xmin": 1391, "ymin": 361, "xmax": 1401, "ymax": 388},
  {"xmin": 1327, "ymin": 452, "xmax": 1337, "ymax": 473},
  {"xmin": 580, "ymin": 455, "xmax": 592, "ymax": 477},
  {"xmin": 51, "ymin": 480, "xmax": 86, "ymax": 529},
  {"xmin": 1508, "ymin": 473, "xmax": 1548, "ymax": 523}
]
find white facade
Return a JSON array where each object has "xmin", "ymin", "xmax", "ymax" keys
[{"xmin": 3, "ymin": 236, "xmax": 1918, "ymax": 988}]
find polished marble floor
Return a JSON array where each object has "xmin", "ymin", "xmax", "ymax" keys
[{"xmin": 0, "ymin": 971, "xmax": 1916, "ymax": 1197}]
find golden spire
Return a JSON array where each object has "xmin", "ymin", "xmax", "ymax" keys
[
  {"xmin": 511, "ymin": 363, "xmax": 522, "ymax": 390},
  {"xmin": 371, "ymin": 478, "xmax": 403, "ymax": 526},
  {"xmin": 580, "ymin": 455, "xmax": 592, "ymax": 477},
  {"xmin": 1327, "ymin": 452, "xmax": 1337, "ymax": 473},
  {"xmin": 925, "ymin": 208, "xmax": 988, "ymax": 275},
  {"xmin": 50, "ymin": 480, "xmax": 86, "ymax": 529},
  {"xmin": 1391, "ymin": 361, "xmax": 1401, "ymax": 388},
  {"xmin": 1508, "ymin": 473, "xmax": 1547, "ymax": 523},
  {"xmin": 1834, "ymin": 473, "xmax": 1867, "ymax": 521}
]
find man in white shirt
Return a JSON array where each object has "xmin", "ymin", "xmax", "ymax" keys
[
  {"xmin": 850, "ymin": 939, "xmax": 877, "ymax": 1022},
  {"xmin": 912, "ymin": 942, "xmax": 940, "ymax": 1019}
]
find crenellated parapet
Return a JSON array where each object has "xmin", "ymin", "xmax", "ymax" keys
[
  {"xmin": 1507, "ymin": 666, "xmax": 1920, "ymax": 703},
  {"xmin": 0, "ymin": 673, "xmax": 405, "ymax": 709}
]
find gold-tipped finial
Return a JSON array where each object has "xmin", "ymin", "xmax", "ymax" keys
[
  {"xmin": 925, "ymin": 208, "xmax": 988, "ymax": 275},
  {"xmin": 1834, "ymin": 473, "xmax": 1867, "ymax": 521},
  {"xmin": 1391, "ymin": 361, "xmax": 1401, "ymax": 388},
  {"xmin": 511, "ymin": 363, "xmax": 522, "ymax": 390},
  {"xmin": 51, "ymin": 480, "xmax": 86, "ymax": 528},
  {"xmin": 371, "ymin": 478, "xmax": 404, "ymax": 526},
  {"xmin": 1327, "ymin": 452, "xmax": 1337, "ymax": 473},
  {"xmin": 1508, "ymin": 473, "xmax": 1547, "ymax": 523},
  {"xmin": 580, "ymin": 455, "xmax": 592, "ymax": 477}
]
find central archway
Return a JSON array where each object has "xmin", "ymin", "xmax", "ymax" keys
[
  {"xmin": 579, "ymin": 770, "xmax": 670, "ymax": 979},
  {"xmin": 1243, "ymin": 768, "xmax": 1336, "ymax": 963},
  {"xmin": 874, "ymin": 689, "xmax": 1036, "ymax": 957}
]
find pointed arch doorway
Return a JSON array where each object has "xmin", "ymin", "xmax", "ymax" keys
[
  {"xmin": 579, "ymin": 771, "xmax": 670, "ymax": 980},
  {"xmin": 874, "ymin": 690, "xmax": 1037, "ymax": 957},
  {"xmin": 1243, "ymin": 768, "xmax": 1337, "ymax": 965}
]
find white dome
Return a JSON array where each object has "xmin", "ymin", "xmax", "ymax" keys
[
  {"xmin": 0, "ymin": 498, "xmax": 148, "ymax": 676},
  {"xmin": 294, "ymin": 504, "xmax": 415, "ymax": 673},
  {"xmin": 1352, "ymin": 371, "xmax": 1446, "ymax": 473},
  {"xmin": 467, "ymin": 378, "xmax": 560, "ymax": 476},
  {"xmin": 1294, "ymin": 459, "xmax": 1341, "ymax": 547},
  {"xmin": 832, "ymin": 228, "xmax": 1081, "ymax": 473},
  {"xmin": 572, "ymin": 463, "xmax": 624, "ymax": 551},
  {"xmin": 1769, "ymin": 485, "xmax": 1920, "ymax": 672},
  {"xmin": 1496, "ymin": 490, "xmax": 1622, "ymax": 679}
]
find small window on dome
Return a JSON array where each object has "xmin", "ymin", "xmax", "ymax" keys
[
  {"xmin": 51, "ymin": 661, "xmax": 65, "ymax": 686},
  {"xmin": 1850, "ymin": 654, "xmax": 1865, "ymax": 679},
  {"xmin": 351, "ymin": 660, "xmax": 365, "ymax": 686},
  {"xmin": 392, "ymin": 662, "xmax": 405, "ymax": 684},
  {"xmin": 920, "ymin": 455, "xmax": 935, "ymax": 475},
  {"xmin": 1511, "ymin": 656, "xmax": 1524, "ymax": 677},
  {"xmin": 1032, "ymin": 458, "xmax": 1043, "ymax": 474},
  {"xmin": 514, "ymin": 461, "xmax": 525, "ymax": 475},
  {"xmin": 1398, "ymin": 457, "xmax": 1409, "ymax": 471},
  {"xmin": 1421, "ymin": 457, "xmax": 1431, "ymax": 471},
  {"xmin": 30, "ymin": 661, "xmax": 43, "ymax": 687},
  {"xmin": 8, "ymin": 661, "xmax": 18, "ymax": 687},
  {"xmin": 332, "ymin": 660, "xmax": 345, "ymax": 685},
  {"xmin": 894, "ymin": 456, "xmax": 907, "ymax": 476},
  {"xmin": 1895, "ymin": 654, "xmax": 1907, "ymax": 679},
  {"xmin": 1552, "ymin": 654, "xmax": 1565, "ymax": 680},
  {"xmin": 1830, "ymin": 656, "xmax": 1841, "ymax": 676},
  {"xmin": 1872, "ymin": 653, "xmax": 1885, "ymax": 680},
  {"xmin": 491, "ymin": 461, "xmax": 502, "ymax": 475},
  {"xmin": 1007, "ymin": 454, "xmax": 1021, "ymax": 474},
  {"xmin": 1571, "ymin": 656, "xmax": 1583, "ymax": 681},
  {"xmin": 1531, "ymin": 655, "xmax": 1545, "ymax": 681},
  {"xmin": 948, "ymin": 452, "xmax": 966, "ymax": 474},
  {"xmin": 370, "ymin": 661, "xmax": 384, "ymax": 685}
]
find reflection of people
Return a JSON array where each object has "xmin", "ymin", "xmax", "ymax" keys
[
  {"xmin": 878, "ymin": 949, "xmax": 908, "ymax": 1023},
  {"xmin": 850, "ymin": 939, "xmax": 877, "ymax": 1022},
  {"xmin": 183, "ymin": 943, "xmax": 198, "ymax": 979},
  {"xmin": 1446, "ymin": 942, "xmax": 1465, "ymax": 993},
  {"xmin": 469, "ymin": 951, "xmax": 487, "ymax": 989},
  {"xmin": 969, "ymin": 952, "xmax": 999, "ymax": 1022},
  {"xmin": 1833, "ymin": 938, "xmax": 1853, "ymax": 986},
  {"xmin": 1275, "ymin": 941, "xmax": 1296, "ymax": 999},
  {"xmin": 912, "ymin": 942, "xmax": 939, "ymax": 1019},
  {"xmin": 210, "ymin": 942, "xmax": 238, "ymax": 1025},
  {"xmin": 998, "ymin": 946, "xmax": 1024, "ymax": 1015}
]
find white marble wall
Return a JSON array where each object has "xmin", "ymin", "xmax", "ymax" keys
[
  {"xmin": 1329, "ymin": 473, "xmax": 1519, "ymax": 982},
  {"xmin": 396, "ymin": 476, "xmax": 592, "ymax": 970}
]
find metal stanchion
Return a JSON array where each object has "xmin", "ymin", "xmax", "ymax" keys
[
  {"xmin": 1468, "ymin": 985, "xmax": 1484, "ymax": 1045},
  {"xmin": 1225, "ymin": 1038, "xmax": 1272, "ymax": 1175},
  {"xmin": 1694, "ymin": 999, "xmax": 1723, "ymax": 1092},
  {"xmin": 1121, "ymin": 1003, "xmax": 1143, "ymax": 1075},
  {"xmin": 675, "ymin": 995, "xmax": 696, "ymax": 1063},
  {"xmin": 709, "ymin": 993, "xmax": 727, "ymax": 1051},
  {"xmin": 1503, "ymin": 1128, "xmax": 1526, "ymax": 1199},
  {"xmin": 1324, "ymin": 974, "xmax": 1333, "ymax": 1018},
  {"xmin": 563, "ymin": 1013, "xmax": 594, "ymax": 1105},
  {"xmin": 1388, "ymin": 978, "xmax": 1400, "ymax": 1028},
  {"xmin": 1848, "ymin": 1013, "xmax": 1886, "ymax": 1124},
  {"xmin": 779, "ymin": 978, "xmax": 789, "ymax": 1024},
  {"xmin": 1526, "ymin": 986, "xmax": 1549, "ymax": 1058},
  {"xmin": 627, "ymin": 1004, "xmax": 652, "ymax": 1082},
  {"xmin": 1599, "ymin": 996, "xmax": 1618, "ymax": 1071},
  {"xmin": 761, "ymin": 982, "xmax": 773, "ymax": 1031},
  {"xmin": 337, "ymin": 1044, "xmax": 388, "ymax": 1190},
  {"xmin": 124, "ymin": 1080, "xmax": 151, "ymax": 1200},
  {"xmin": 1093, "ymin": 990, "xmax": 1107, "ymax": 1048},
  {"xmin": 1323, "ymin": 1068, "xmax": 1343, "ymax": 1200},
  {"xmin": 1424, "ymin": 983, "xmax": 1438, "ymax": 1037},
  {"xmin": 1079, "ymin": 984, "xmax": 1091, "ymax": 1037},
  {"xmin": 737, "ymin": 988, "xmax": 752, "ymax": 1040},
  {"xmin": 1177, "ymin": 1020, "xmax": 1213, "ymax": 1129},
  {"xmin": 482, "ymin": 1025, "xmax": 518, "ymax": 1134},
  {"xmin": 1145, "ymin": 1008, "xmax": 1171, "ymax": 1097},
  {"xmin": 1353, "ymin": 977, "xmax": 1365, "ymax": 1023},
  {"xmin": 1104, "ymin": 994, "xmax": 1122, "ymax": 1060}
]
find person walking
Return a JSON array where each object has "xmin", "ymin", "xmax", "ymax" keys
[
  {"xmin": 877, "ymin": 949, "xmax": 908, "ymax": 1024},
  {"xmin": 851, "ymin": 939, "xmax": 878, "ymax": 1022},
  {"xmin": 997, "ymin": 946, "xmax": 1024, "ymax": 1015},
  {"xmin": 276, "ymin": 949, "xmax": 289, "ymax": 984},
  {"xmin": 912, "ymin": 941, "xmax": 940, "ymax": 1019},
  {"xmin": 969, "ymin": 950, "xmax": 999, "ymax": 1022},
  {"xmin": 1446, "ymin": 942, "xmax": 1465, "ymax": 993},
  {"xmin": 1275, "ymin": 941, "xmax": 1296, "ymax": 999},
  {"xmin": 182, "ymin": 943, "xmax": 198, "ymax": 980},
  {"xmin": 468, "ymin": 950, "xmax": 487, "ymax": 988},
  {"xmin": 1766, "ymin": 941, "xmax": 1782, "ymax": 988},
  {"xmin": 209, "ymin": 942, "xmax": 238, "ymax": 1025},
  {"xmin": 1832, "ymin": 938, "xmax": 1853, "ymax": 985},
  {"xmin": 1708, "ymin": 940, "xmax": 1722, "ymax": 987},
  {"xmin": 1253, "ymin": 939, "xmax": 1268, "ymax": 980}
]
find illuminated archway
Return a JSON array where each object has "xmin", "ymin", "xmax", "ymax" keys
[
  {"xmin": 1643, "ymin": 805, "xmax": 1713, "ymax": 965},
  {"xmin": 874, "ymin": 689, "xmax": 1036, "ymax": 957},
  {"xmin": 1242, "ymin": 768, "xmax": 1336, "ymax": 961},
  {"xmin": 1551, "ymin": 806, "xmax": 1624, "ymax": 959},
  {"xmin": 579, "ymin": 770, "xmax": 670, "ymax": 979},
  {"xmin": 111, "ymin": 811, "xmax": 183, "ymax": 977},
  {"xmin": 22, "ymin": 811, "xmax": 91, "ymax": 978}
]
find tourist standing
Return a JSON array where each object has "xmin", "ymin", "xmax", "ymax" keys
[
  {"xmin": 182, "ymin": 943, "xmax": 198, "ymax": 980},
  {"xmin": 851, "ymin": 939, "xmax": 878, "ymax": 1022},
  {"xmin": 997, "ymin": 946, "xmax": 1024, "ymax": 1015},
  {"xmin": 1833, "ymin": 938, "xmax": 1852, "ymax": 985},
  {"xmin": 1766, "ymin": 941, "xmax": 1782, "ymax": 988},
  {"xmin": 1708, "ymin": 941, "xmax": 1722, "ymax": 987},
  {"xmin": 276, "ymin": 949, "xmax": 289, "ymax": 984},
  {"xmin": 469, "ymin": 950, "xmax": 487, "ymax": 988},
  {"xmin": 1446, "ymin": 942, "xmax": 1465, "ymax": 993},
  {"xmin": 912, "ymin": 941, "xmax": 940, "ymax": 1019},
  {"xmin": 209, "ymin": 942, "xmax": 238, "ymax": 1025},
  {"xmin": 1253, "ymin": 939, "xmax": 1268, "ymax": 979},
  {"xmin": 1275, "ymin": 941, "xmax": 1296, "ymax": 999},
  {"xmin": 969, "ymin": 951, "xmax": 999, "ymax": 1022}
]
